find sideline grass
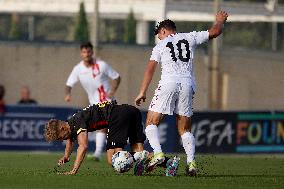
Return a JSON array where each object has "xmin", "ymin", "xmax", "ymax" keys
[{"xmin": 0, "ymin": 152, "xmax": 283, "ymax": 189}]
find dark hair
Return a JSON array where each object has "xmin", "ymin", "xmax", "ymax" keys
[
  {"xmin": 80, "ymin": 41, "xmax": 93, "ymax": 50},
  {"xmin": 154, "ymin": 19, "xmax": 176, "ymax": 35}
]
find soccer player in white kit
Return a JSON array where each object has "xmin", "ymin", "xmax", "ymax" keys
[
  {"xmin": 65, "ymin": 42, "xmax": 121, "ymax": 161},
  {"xmin": 135, "ymin": 11, "xmax": 228, "ymax": 176}
]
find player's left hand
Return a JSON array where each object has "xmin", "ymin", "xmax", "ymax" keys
[
  {"xmin": 58, "ymin": 156, "xmax": 70, "ymax": 166},
  {"xmin": 107, "ymin": 92, "xmax": 114, "ymax": 99},
  {"xmin": 135, "ymin": 93, "xmax": 146, "ymax": 106}
]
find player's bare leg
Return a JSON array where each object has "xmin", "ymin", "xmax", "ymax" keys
[
  {"xmin": 107, "ymin": 148, "xmax": 123, "ymax": 165},
  {"xmin": 130, "ymin": 143, "xmax": 144, "ymax": 152},
  {"xmin": 87, "ymin": 129, "xmax": 107, "ymax": 161},
  {"xmin": 176, "ymin": 115, "xmax": 197, "ymax": 176}
]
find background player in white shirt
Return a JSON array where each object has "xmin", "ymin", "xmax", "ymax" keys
[
  {"xmin": 135, "ymin": 11, "xmax": 228, "ymax": 176},
  {"xmin": 65, "ymin": 42, "xmax": 121, "ymax": 161}
]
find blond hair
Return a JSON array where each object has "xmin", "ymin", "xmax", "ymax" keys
[{"xmin": 44, "ymin": 119, "xmax": 60, "ymax": 142}]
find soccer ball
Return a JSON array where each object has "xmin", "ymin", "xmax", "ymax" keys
[{"xmin": 112, "ymin": 151, "xmax": 134, "ymax": 173}]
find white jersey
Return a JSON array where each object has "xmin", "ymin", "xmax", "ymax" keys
[
  {"xmin": 150, "ymin": 31, "xmax": 209, "ymax": 92},
  {"xmin": 66, "ymin": 59, "xmax": 120, "ymax": 105}
]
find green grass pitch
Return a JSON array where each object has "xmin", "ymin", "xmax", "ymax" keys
[{"xmin": 0, "ymin": 152, "xmax": 283, "ymax": 189}]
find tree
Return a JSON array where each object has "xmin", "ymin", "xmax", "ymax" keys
[
  {"xmin": 8, "ymin": 13, "xmax": 20, "ymax": 40},
  {"xmin": 124, "ymin": 10, "xmax": 136, "ymax": 44},
  {"xmin": 74, "ymin": 2, "xmax": 89, "ymax": 42}
]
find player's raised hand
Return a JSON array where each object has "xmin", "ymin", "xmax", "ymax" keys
[
  {"xmin": 135, "ymin": 93, "xmax": 146, "ymax": 106},
  {"xmin": 64, "ymin": 94, "xmax": 71, "ymax": 102},
  {"xmin": 216, "ymin": 11, "xmax": 228, "ymax": 23},
  {"xmin": 58, "ymin": 156, "xmax": 70, "ymax": 166}
]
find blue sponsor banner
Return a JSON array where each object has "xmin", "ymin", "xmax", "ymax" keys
[
  {"xmin": 0, "ymin": 105, "xmax": 78, "ymax": 151},
  {"xmin": 1, "ymin": 106, "xmax": 284, "ymax": 153}
]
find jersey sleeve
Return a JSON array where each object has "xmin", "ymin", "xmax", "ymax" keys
[
  {"xmin": 66, "ymin": 66, "xmax": 79, "ymax": 87},
  {"xmin": 102, "ymin": 61, "xmax": 120, "ymax": 80},
  {"xmin": 186, "ymin": 31, "xmax": 209, "ymax": 46},
  {"xmin": 68, "ymin": 111, "xmax": 88, "ymax": 141},
  {"xmin": 149, "ymin": 45, "xmax": 161, "ymax": 63}
]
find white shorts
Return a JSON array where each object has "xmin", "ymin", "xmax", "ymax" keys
[{"xmin": 149, "ymin": 82, "xmax": 194, "ymax": 117}]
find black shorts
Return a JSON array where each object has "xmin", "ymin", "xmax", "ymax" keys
[{"xmin": 106, "ymin": 104, "xmax": 146, "ymax": 150}]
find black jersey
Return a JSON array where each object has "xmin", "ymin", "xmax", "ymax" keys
[{"xmin": 67, "ymin": 101, "xmax": 113, "ymax": 141}]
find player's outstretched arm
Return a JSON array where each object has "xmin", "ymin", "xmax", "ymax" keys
[
  {"xmin": 108, "ymin": 76, "xmax": 121, "ymax": 99},
  {"xmin": 135, "ymin": 60, "xmax": 157, "ymax": 106},
  {"xmin": 64, "ymin": 86, "xmax": 72, "ymax": 102},
  {"xmin": 208, "ymin": 11, "xmax": 228, "ymax": 39},
  {"xmin": 62, "ymin": 132, "xmax": 88, "ymax": 175},
  {"xmin": 58, "ymin": 139, "xmax": 74, "ymax": 166}
]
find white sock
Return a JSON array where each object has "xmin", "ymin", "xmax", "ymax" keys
[
  {"xmin": 145, "ymin": 124, "xmax": 162, "ymax": 154},
  {"xmin": 93, "ymin": 132, "xmax": 106, "ymax": 158},
  {"xmin": 133, "ymin": 152, "xmax": 141, "ymax": 162},
  {"xmin": 133, "ymin": 150, "xmax": 149, "ymax": 162},
  {"xmin": 181, "ymin": 132, "xmax": 195, "ymax": 164}
]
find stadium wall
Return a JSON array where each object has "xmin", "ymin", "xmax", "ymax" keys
[{"xmin": 0, "ymin": 41, "xmax": 284, "ymax": 110}]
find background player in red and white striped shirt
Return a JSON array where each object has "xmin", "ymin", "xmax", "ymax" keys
[{"xmin": 65, "ymin": 42, "xmax": 121, "ymax": 161}]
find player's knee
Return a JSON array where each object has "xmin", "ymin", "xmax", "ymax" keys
[
  {"xmin": 146, "ymin": 112, "xmax": 163, "ymax": 126},
  {"xmin": 146, "ymin": 118, "xmax": 159, "ymax": 126},
  {"xmin": 177, "ymin": 127, "xmax": 189, "ymax": 135}
]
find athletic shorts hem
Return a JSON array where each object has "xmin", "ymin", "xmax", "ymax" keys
[
  {"xmin": 147, "ymin": 109, "xmax": 174, "ymax": 116},
  {"xmin": 106, "ymin": 142, "xmax": 126, "ymax": 150},
  {"xmin": 174, "ymin": 111, "xmax": 193, "ymax": 117}
]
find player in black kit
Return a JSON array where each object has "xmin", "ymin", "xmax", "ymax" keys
[{"xmin": 44, "ymin": 101, "xmax": 148, "ymax": 175}]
